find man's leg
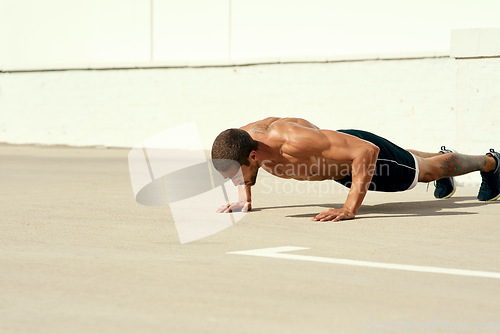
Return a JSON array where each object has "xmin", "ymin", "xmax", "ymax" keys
[
  {"xmin": 416, "ymin": 152, "xmax": 497, "ymax": 182},
  {"xmin": 408, "ymin": 147, "xmax": 457, "ymax": 198},
  {"xmin": 407, "ymin": 149, "xmax": 442, "ymax": 158},
  {"xmin": 414, "ymin": 149, "xmax": 500, "ymax": 201}
]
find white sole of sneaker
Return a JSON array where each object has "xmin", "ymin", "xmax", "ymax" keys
[
  {"xmin": 438, "ymin": 178, "xmax": 456, "ymax": 199},
  {"xmin": 442, "ymin": 186, "xmax": 457, "ymax": 199},
  {"xmin": 487, "ymin": 192, "xmax": 500, "ymax": 201}
]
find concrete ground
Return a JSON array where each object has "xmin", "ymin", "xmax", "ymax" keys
[{"xmin": 1, "ymin": 144, "xmax": 499, "ymax": 334}]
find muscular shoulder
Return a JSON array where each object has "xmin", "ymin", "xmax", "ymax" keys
[
  {"xmin": 271, "ymin": 117, "xmax": 319, "ymax": 130},
  {"xmin": 241, "ymin": 117, "xmax": 319, "ymax": 133},
  {"xmin": 268, "ymin": 118, "xmax": 320, "ymax": 139},
  {"xmin": 240, "ymin": 117, "xmax": 329, "ymax": 155},
  {"xmin": 240, "ymin": 117, "xmax": 281, "ymax": 135},
  {"xmin": 271, "ymin": 119, "xmax": 330, "ymax": 157}
]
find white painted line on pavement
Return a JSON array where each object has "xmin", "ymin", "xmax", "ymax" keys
[{"xmin": 227, "ymin": 246, "xmax": 500, "ymax": 280}]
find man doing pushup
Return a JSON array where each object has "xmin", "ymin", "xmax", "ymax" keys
[{"xmin": 211, "ymin": 117, "xmax": 500, "ymax": 222}]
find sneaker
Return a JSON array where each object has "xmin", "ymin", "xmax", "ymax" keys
[
  {"xmin": 477, "ymin": 149, "xmax": 500, "ymax": 201},
  {"xmin": 434, "ymin": 146, "xmax": 457, "ymax": 199}
]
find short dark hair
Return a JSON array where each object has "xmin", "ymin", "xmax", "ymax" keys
[{"xmin": 211, "ymin": 128, "xmax": 258, "ymax": 171}]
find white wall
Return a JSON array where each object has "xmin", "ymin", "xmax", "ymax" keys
[
  {"xmin": 2, "ymin": 0, "xmax": 500, "ymax": 70},
  {"xmin": 452, "ymin": 29, "xmax": 500, "ymax": 165},
  {"xmin": 2, "ymin": 53, "xmax": 498, "ymax": 186},
  {"xmin": 0, "ymin": 0, "xmax": 151, "ymax": 69},
  {"xmin": 153, "ymin": 0, "xmax": 229, "ymax": 61},
  {"xmin": 0, "ymin": 58, "xmax": 456, "ymax": 151},
  {"xmin": 456, "ymin": 58, "xmax": 500, "ymax": 155},
  {"xmin": 230, "ymin": 0, "xmax": 500, "ymax": 59}
]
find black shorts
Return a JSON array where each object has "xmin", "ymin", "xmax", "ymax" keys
[{"xmin": 335, "ymin": 129, "xmax": 419, "ymax": 192}]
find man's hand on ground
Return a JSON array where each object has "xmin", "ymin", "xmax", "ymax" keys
[
  {"xmin": 312, "ymin": 207, "xmax": 355, "ymax": 222},
  {"xmin": 216, "ymin": 201, "xmax": 252, "ymax": 213}
]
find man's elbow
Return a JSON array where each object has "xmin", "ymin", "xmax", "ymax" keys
[{"xmin": 365, "ymin": 144, "xmax": 379, "ymax": 162}]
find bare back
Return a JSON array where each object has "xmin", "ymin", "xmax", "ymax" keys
[{"xmin": 239, "ymin": 117, "xmax": 375, "ymax": 181}]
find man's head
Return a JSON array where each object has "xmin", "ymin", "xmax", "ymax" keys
[{"xmin": 211, "ymin": 128, "xmax": 259, "ymax": 186}]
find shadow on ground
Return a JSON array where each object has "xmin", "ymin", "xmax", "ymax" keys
[{"xmin": 253, "ymin": 196, "xmax": 500, "ymax": 220}]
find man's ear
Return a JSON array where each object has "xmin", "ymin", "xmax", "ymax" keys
[{"xmin": 248, "ymin": 150, "xmax": 257, "ymax": 162}]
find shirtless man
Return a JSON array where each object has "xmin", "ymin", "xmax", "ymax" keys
[{"xmin": 211, "ymin": 117, "xmax": 500, "ymax": 222}]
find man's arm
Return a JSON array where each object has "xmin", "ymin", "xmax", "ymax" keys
[
  {"xmin": 315, "ymin": 143, "xmax": 378, "ymax": 221},
  {"xmin": 278, "ymin": 122, "xmax": 379, "ymax": 222}
]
